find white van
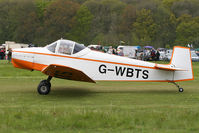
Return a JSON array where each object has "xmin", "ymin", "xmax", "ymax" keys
[{"xmin": 117, "ymin": 46, "xmax": 138, "ymax": 59}]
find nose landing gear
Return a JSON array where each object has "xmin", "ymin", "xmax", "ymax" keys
[{"xmin": 37, "ymin": 76, "xmax": 52, "ymax": 95}]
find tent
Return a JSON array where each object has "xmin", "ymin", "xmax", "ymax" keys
[{"xmin": 144, "ymin": 46, "xmax": 154, "ymax": 49}]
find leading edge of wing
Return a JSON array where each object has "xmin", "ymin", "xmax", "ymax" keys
[{"xmin": 42, "ymin": 64, "xmax": 96, "ymax": 83}]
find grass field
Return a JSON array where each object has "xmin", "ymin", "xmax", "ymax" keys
[{"xmin": 0, "ymin": 60, "xmax": 199, "ymax": 133}]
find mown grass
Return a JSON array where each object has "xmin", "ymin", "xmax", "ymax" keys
[{"xmin": 0, "ymin": 60, "xmax": 199, "ymax": 133}]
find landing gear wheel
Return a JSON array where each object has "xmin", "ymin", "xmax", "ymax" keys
[
  {"xmin": 169, "ymin": 82, "xmax": 184, "ymax": 93},
  {"xmin": 179, "ymin": 88, "xmax": 184, "ymax": 92},
  {"xmin": 37, "ymin": 80, "xmax": 51, "ymax": 95}
]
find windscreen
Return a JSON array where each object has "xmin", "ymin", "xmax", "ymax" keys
[
  {"xmin": 58, "ymin": 41, "xmax": 74, "ymax": 55},
  {"xmin": 46, "ymin": 42, "xmax": 57, "ymax": 53},
  {"xmin": 73, "ymin": 43, "xmax": 86, "ymax": 54}
]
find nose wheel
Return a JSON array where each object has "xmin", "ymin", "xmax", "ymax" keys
[{"xmin": 37, "ymin": 76, "xmax": 52, "ymax": 95}]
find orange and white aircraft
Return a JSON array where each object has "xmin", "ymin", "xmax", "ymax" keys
[{"xmin": 12, "ymin": 39, "xmax": 194, "ymax": 95}]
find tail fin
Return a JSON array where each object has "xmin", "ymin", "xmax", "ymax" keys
[{"xmin": 170, "ymin": 46, "xmax": 194, "ymax": 82}]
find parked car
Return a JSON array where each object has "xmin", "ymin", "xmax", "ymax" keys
[
  {"xmin": 191, "ymin": 51, "xmax": 199, "ymax": 62},
  {"xmin": 195, "ymin": 48, "xmax": 199, "ymax": 55},
  {"xmin": 117, "ymin": 45, "xmax": 141, "ymax": 59},
  {"xmin": 88, "ymin": 44, "xmax": 102, "ymax": 50},
  {"xmin": 165, "ymin": 49, "xmax": 173, "ymax": 61}
]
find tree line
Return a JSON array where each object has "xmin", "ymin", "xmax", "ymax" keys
[{"xmin": 0, "ymin": 0, "xmax": 199, "ymax": 48}]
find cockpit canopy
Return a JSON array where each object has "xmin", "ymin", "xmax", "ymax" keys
[{"xmin": 46, "ymin": 39, "xmax": 86, "ymax": 55}]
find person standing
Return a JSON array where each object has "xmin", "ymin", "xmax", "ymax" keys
[
  {"xmin": 151, "ymin": 49, "xmax": 156, "ymax": 61},
  {"xmin": 107, "ymin": 46, "xmax": 113, "ymax": 54},
  {"xmin": 156, "ymin": 50, "xmax": 160, "ymax": 61},
  {"xmin": 0, "ymin": 48, "xmax": 5, "ymax": 60},
  {"xmin": 7, "ymin": 48, "xmax": 12, "ymax": 63}
]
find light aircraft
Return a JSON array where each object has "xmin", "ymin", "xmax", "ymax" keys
[{"xmin": 12, "ymin": 39, "xmax": 194, "ymax": 95}]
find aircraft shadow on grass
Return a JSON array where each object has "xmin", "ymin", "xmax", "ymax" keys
[
  {"xmin": 47, "ymin": 87, "xmax": 178, "ymax": 98},
  {"xmin": 50, "ymin": 87, "xmax": 93, "ymax": 98}
]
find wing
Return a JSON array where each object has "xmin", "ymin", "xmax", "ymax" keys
[{"xmin": 42, "ymin": 64, "xmax": 95, "ymax": 83}]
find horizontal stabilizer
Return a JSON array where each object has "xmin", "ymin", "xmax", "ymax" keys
[
  {"xmin": 155, "ymin": 64, "xmax": 184, "ymax": 71},
  {"xmin": 42, "ymin": 64, "xmax": 95, "ymax": 83}
]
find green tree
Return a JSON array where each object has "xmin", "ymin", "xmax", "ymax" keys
[
  {"xmin": 66, "ymin": 6, "xmax": 93, "ymax": 44},
  {"xmin": 84, "ymin": 0, "xmax": 126, "ymax": 45},
  {"xmin": 162, "ymin": 0, "xmax": 182, "ymax": 8},
  {"xmin": 153, "ymin": 5, "xmax": 177, "ymax": 47},
  {"xmin": 171, "ymin": 0, "xmax": 199, "ymax": 17},
  {"xmin": 0, "ymin": 0, "xmax": 39, "ymax": 44},
  {"xmin": 35, "ymin": 0, "xmax": 52, "ymax": 20},
  {"xmin": 175, "ymin": 17, "xmax": 199, "ymax": 46},
  {"xmin": 119, "ymin": 5, "xmax": 136, "ymax": 44},
  {"xmin": 43, "ymin": 0, "xmax": 80, "ymax": 44},
  {"xmin": 13, "ymin": 0, "xmax": 40, "ymax": 44},
  {"xmin": 0, "ymin": 0, "xmax": 18, "ymax": 44},
  {"xmin": 176, "ymin": 14, "xmax": 192, "ymax": 24},
  {"xmin": 132, "ymin": 9, "xmax": 158, "ymax": 46}
]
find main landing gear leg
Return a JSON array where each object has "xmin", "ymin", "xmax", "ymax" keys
[
  {"xmin": 169, "ymin": 82, "xmax": 184, "ymax": 92},
  {"xmin": 37, "ymin": 76, "xmax": 52, "ymax": 95}
]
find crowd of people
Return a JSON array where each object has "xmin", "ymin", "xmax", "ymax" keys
[
  {"xmin": 141, "ymin": 48, "xmax": 160, "ymax": 61},
  {"xmin": 104, "ymin": 46, "xmax": 124, "ymax": 56},
  {"xmin": 0, "ymin": 48, "xmax": 5, "ymax": 60},
  {"xmin": 0, "ymin": 48, "xmax": 12, "ymax": 63},
  {"xmin": 89, "ymin": 45, "xmax": 161, "ymax": 61},
  {"xmin": 0, "ymin": 44, "xmax": 161, "ymax": 63}
]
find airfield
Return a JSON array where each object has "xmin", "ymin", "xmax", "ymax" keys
[{"xmin": 0, "ymin": 60, "xmax": 198, "ymax": 132}]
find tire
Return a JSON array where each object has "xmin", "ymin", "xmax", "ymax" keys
[
  {"xmin": 179, "ymin": 88, "xmax": 183, "ymax": 92},
  {"xmin": 37, "ymin": 80, "xmax": 51, "ymax": 95}
]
